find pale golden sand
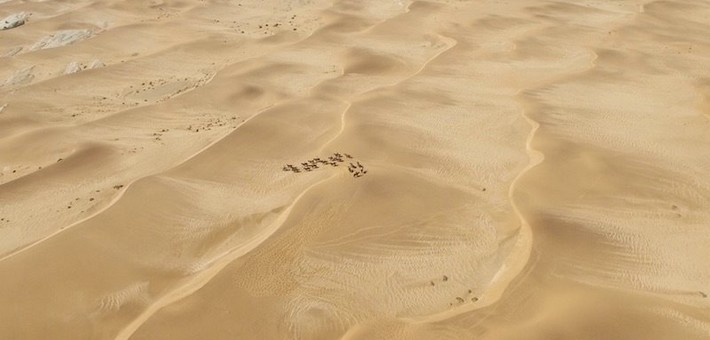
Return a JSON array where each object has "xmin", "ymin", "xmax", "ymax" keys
[{"xmin": 1, "ymin": 0, "xmax": 709, "ymax": 339}]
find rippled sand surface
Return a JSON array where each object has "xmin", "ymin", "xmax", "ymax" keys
[{"xmin": 1, "ymin": 0, "xmax": 709, "ymax": 339}]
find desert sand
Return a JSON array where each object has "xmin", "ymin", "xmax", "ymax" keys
[{"xmin": 1, "ymin": 0, "xmax": 709, "ymax": 339}]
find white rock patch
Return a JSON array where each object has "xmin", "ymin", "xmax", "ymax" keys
[
  {"xmin": 4, "ymin": 66, "xmax": 35, "ymax": 87},
  {"xmin": 30, "ymin": 29, "xmax": 92, "ymax": 51},
  {"xmin": 1, "ymin": 12, "xmax": 30, "ymax": 30}
]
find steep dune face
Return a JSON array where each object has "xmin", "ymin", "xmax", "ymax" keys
[{"xmin": 1, "ymin": 0, "xmax": 709, "ymax": 339}]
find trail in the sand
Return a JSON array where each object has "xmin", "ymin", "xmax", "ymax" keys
[
  {"xmin": 393, "ymin": 102, "xmax": 541, "ymax": 326},
  {"xmin": 114, "ymin": 174, "xmax": 337, "ymax": 340}
]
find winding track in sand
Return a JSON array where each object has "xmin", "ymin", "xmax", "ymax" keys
[{"xmin": 114, "ymin": 173, "xmax": 337, "ymax": 340}]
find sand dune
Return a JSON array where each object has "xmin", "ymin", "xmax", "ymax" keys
[{"xmin": 1, "ymin": 0, "xmax": 709, "ymax": 339}]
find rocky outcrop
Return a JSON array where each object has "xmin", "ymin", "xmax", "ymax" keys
[{"xmin": 1, "ymin": 12, "xmax": 30, "ymax": 30}]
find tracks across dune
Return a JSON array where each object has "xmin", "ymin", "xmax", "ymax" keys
[{"xmin": 115, "ymin": 173, "xmax": 337, "ymax": 340}]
